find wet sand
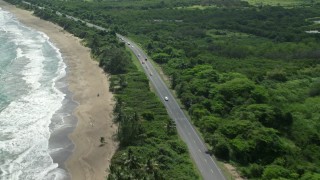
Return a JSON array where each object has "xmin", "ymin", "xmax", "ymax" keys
[{"xmin": 0, "ymin": 1, "xmax": 118, "ymax": 179}]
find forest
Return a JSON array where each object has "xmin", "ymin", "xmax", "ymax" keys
[{"xmin": 5, "ymin": 0, "xmax": 320, "ymax": 179}]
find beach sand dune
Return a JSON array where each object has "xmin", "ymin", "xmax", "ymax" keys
[{"xmin": 0, "ymin": 1, "xmax": 118, "ymax": 179}]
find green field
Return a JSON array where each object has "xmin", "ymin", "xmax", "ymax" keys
[
  {"xmin": 176, "ymin": 5, "xmax": 217, "ymax": 10},
  {"xmin": 244, "ymin": 0, "xmax": 320, "ymax": 6}
]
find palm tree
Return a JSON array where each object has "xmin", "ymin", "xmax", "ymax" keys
[
  {"xmin": 124, "ymin": 154, "xmax": 141, "ymax": 169},
  {"xmin": 145, "ymin": 159, "xmax": 160, "ymax": 179}
]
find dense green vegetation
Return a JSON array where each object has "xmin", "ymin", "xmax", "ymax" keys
[
  {"xmin": 7, "ymin": 0, "xmax": 320, "ymax": 179},
  {"xmin": 4, "ymin": 0, "xmax": 200, "ymax": 178},
  {"xmin": 108, "ymin": 72, "xmax": 198, "ymax": 179},
  {"xmin": 122, "ymin": 5, "xmax": 320, "ymax": 179}
]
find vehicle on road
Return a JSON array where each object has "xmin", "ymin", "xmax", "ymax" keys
[
  {"xmin": 145, "ymin": 58, "xmax": 148, "ymax": 61},
  {"xmin": 164, "ymin": 96, "xmax": 169, "ymax": 101},
  {"xmin": 127, "ymin": 42, "xmax": 130, "ymax": 45},
  {"xmin": 150, "ymin": 72, "xmax": 153, "ymax": 76}
]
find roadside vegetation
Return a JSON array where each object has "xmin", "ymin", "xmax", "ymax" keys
[
  {"xmin": 6, "ymin": 0, "xmax": 320, "ymax": 179},
  {"xmin": 4, "ymin": 0, "xmax": 200, "ymax": 179}
]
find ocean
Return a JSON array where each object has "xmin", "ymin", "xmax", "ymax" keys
[{"xmin": 0, "ymin": 8, "xmax": 76, "ymax": 180}]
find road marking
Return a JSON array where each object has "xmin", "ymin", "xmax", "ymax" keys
[
  {"xmin": 208, "ymin": 156, "xmax": 227, "ymax": 180},
  {"xmin": 211, "ymin": 169, "xmax": 214, "ymax": 174},
  {"xmin": 198, "ymin": 149, "xmax": 201, "ymax": 152},
  {"xmin": 193, "ymin": 140, "xmax": 196, "ymax": 144}
]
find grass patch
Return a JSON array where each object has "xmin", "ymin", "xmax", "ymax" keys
[
  {"xmin": 243, "ymin": 0, "xmax": 319, "ymax": 7},
  {"xmin": 176, "ymin": 4, "xmax": 217, "ymax": 10},
  {"xmin": 206, "ymin": 29, "xmax": 270, "ymax": 45}
]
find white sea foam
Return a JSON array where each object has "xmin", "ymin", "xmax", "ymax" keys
[
  {"xmin": 0, "ymin": 9, "xmax": 68, "ymax": 180},
  {"xmin": 15, "ymin": 48, "xmax": 23, "ymax": 58}
]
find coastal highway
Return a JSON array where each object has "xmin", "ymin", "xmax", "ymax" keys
[
  {"xmin": 18, "ymin": 2, "xmax": 226, "ymax": 178},
  {"xmin": 118, "ymin": 35, "xmax": 226, "ymax": 180}
]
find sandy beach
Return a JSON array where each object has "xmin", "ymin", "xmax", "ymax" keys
[{"xmin": 0, "ymin": 1, "xmax": 118, "ymax": 179}]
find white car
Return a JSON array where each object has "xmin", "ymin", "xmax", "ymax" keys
[
  {"xmin": 164, "ymin": 96, "xmax": 169, "ymax": 101},
  {"xmin": 127, "ymin": 42, "xmax": 130, "ymax": 45}
]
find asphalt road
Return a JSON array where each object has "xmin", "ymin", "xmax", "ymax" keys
[
  {"xmin": 18, "ymin": 2, "xmax": 226, "ymax": 177},
  {"xmin": 118, "ymin": 35, "xmax": 226, "ymax": 180}
]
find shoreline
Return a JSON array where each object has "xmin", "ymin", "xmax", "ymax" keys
[{"xmin": 0, "ymin": 1, "xmax": 118, "ymax": 179}]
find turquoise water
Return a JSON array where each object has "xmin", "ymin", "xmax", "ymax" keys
[{"xmin": 0, "ymin": 8, "xmax": 72, "ymax": 180}]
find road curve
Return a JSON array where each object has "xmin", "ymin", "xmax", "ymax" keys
[{"xmin": 117, "ymin": 35, "xmax": 226, "ymax": 180}]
